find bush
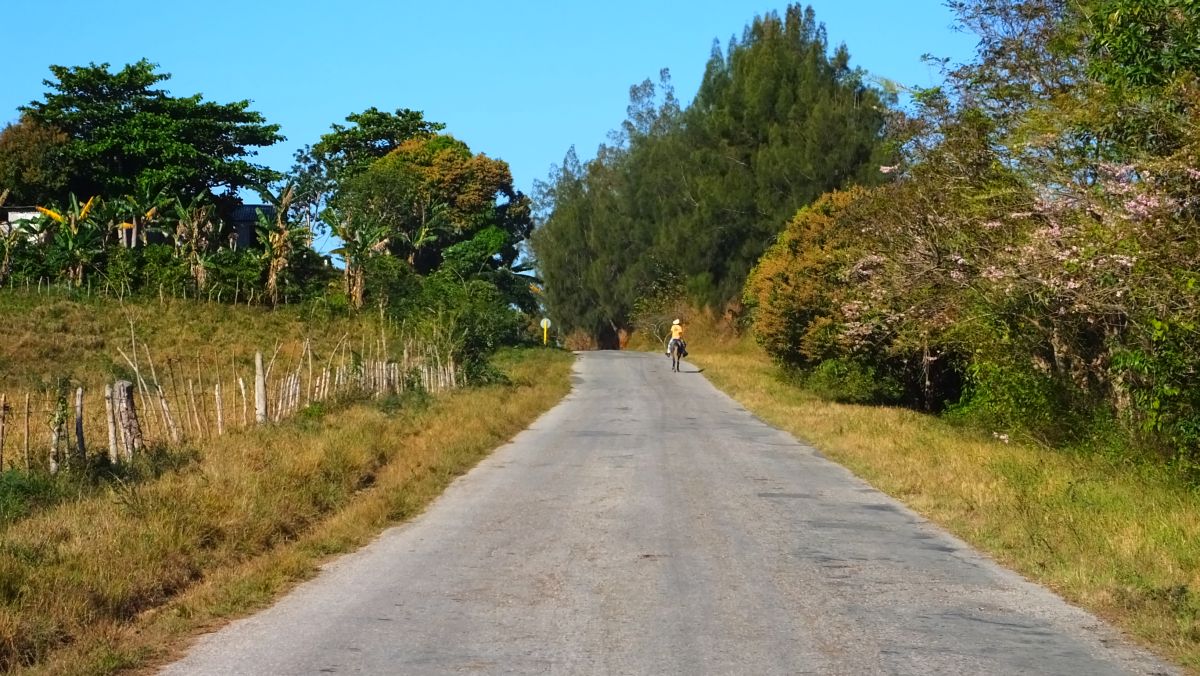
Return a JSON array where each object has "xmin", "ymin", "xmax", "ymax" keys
[
  {"xmin": 804, "ymin": 357, "xmax": 904, "ymax": 405},
  {"xmin": 744, "ymin": 189, "xmax": 868, "ymax": 369},
  {"xmin": 206, "ymin": 248, "xmax": 263, "ymax": 302},
  {"xmin": 949, "ymin": 359, "xmax": 1090, "ymax": 444},
  {"xmin": 139, "ymin": 244, "xmax": 189, "ymax": 296}
]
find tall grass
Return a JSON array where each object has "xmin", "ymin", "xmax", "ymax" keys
[
  {"xmin": 673, "ymin": 315, "xmax": 1200, "ymax": 671},
  {"xmin": 1, "ymin": 347, "xmax": 573, "ymax": 675},
  {"xmin": 0, "ymin": 291, "xmax": 458, "ymax": 526}
]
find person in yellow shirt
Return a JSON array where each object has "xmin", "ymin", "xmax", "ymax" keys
[{"xmin": 666, "ymin": 318, "xmax": 687, "ymax": 357}]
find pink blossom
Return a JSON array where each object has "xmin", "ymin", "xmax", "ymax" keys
[{"xmin": 1118, "ymin": 192, "xmax": 1166, "ymax": 220}]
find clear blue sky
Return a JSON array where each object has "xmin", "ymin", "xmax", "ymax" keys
[{"xmin": 1, "ymin": 0, "xmax": 976, "ymax": 199}]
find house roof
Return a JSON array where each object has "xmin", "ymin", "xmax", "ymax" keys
[{"xmin": 229, "ymin": 204, "xmax": 275, "ymax": 222}]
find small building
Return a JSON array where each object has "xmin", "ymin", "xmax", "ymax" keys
[
  {"xmin": 0, "ymin": 207, "xmax": 41, "ymax": 236},
  {"xmin": 228, "ymin": 204, "xmax": 275, "ymax": 250}
]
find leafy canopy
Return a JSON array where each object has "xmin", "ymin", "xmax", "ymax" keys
[{"xmin": 18, "ymin": 59, "xmax": 282, "ymax": 202}]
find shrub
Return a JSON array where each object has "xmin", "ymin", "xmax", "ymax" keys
[
  {"xmin": 744, "ymin": 189, "xmax": 868, "ymax": 369},
  {"xmin": 804, "ymin": 357, "xmax": 904, "ymax": 405}
]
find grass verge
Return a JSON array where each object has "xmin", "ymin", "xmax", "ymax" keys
[
  {"xmin": 2, "ymin": 347, "xmax": 573, "ymax": 675},
  {"xmin": 679, "ymin": 322, "xmax": 1199, "ymax": 671}
]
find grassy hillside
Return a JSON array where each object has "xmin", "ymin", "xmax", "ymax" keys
[
  {"xmin": 0, "ymin": 290, "xmax": 366, "ymax": 392},
  {"xmin": 0, "ymin": 290, "xmax": 576, "ymax": 674},
  {"xmin": 663, "ymin": 315, "xmax": 1200, "ymax": 671}
]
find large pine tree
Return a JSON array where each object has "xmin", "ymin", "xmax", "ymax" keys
[{"xmin": 533, "ymin": 4, "xmax": 891, "ymax": 340}]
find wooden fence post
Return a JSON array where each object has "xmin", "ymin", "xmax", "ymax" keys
[
  {"xmin": 238, "ymin": 376, "xmax": 248, "ymax": 427},
  {"xmin": 159, "ymin": 386, "xmax": 180, "ymax": 444},
  {"xmin": 214, "ymin": 382, "xmax": 224, "ymax": 436},
  {"xmin": 49, "ymin": 391, "xmax": 66, "ymax": 475},
  {"xmin": 254, "ymin": 351, "xmax": 267, "ymax": 424},
  {"xmin": 0, "ymin": 393, "xmax": 7, "ymax": 470},
  {"xmin": 187, "ymin": 379, "xmax": 202, "ymax": 436},
  {"xmin": 114, "ymin": 380, "xmax": 143, "ymax": 461},
  {"xmin": 73, "ymin": 387, "xmax": 85, "ymax": 465},
  {"xmin": 104, "ymin": 384, "xmax": 119, "ymax": 464},
  {"xmin": 23, "ymin": 393, "xmax": 30, "ymax": 470}
]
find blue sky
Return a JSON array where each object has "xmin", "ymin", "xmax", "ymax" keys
[{"xmin": 1, "ymin": 1, "xmax": 976, "ymax": 200}]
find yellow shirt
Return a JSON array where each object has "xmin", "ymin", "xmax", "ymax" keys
[{"xmin": 671, "ymin": 324, "xmax": 684, "ymax": 339}]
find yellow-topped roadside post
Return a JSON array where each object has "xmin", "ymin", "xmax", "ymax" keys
[{"xmin": 540, "ymin": 318, "xmax": 552, "ymax": 346}]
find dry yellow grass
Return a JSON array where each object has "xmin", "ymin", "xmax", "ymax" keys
[
  {"xmin": 674, "ymin": 319, "xmax": 1200, "ymax": 671},
  {"xmin": 1, "ymin": 347, "xmax": 573, "ymax": 675}
]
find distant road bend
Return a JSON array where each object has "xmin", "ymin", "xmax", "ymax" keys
[{"xmin": 163, "ymin": 351, "xmax": 1175, "ymax": 675}]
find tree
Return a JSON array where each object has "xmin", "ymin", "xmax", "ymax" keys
[
  {"xmin": 171, "ymin": 196, "xmax": 219, "ymax": 291},
  {"xmin": 343, "ymin": 134, "xmax": 531, "ymax": 275},
  {"xmin": 20, "ymin": 59, "xmax": 282, "ymax": 202},
  {"xmin": 255, "ymin": 186, "xmax": 307, "ymax": 306},
  {"xmin": 324, "ymin": 206, "xmax": 390, "ymax": 309},
  {"xmin": 290, "ymin": 107, "xmax": 444, "ymax": 222},
  {"xmin": 533, "ymin": 4, "xmax": 891, "ymax": 341},
  {"xmin": 0, "ymin": 115, "xmax": 69, "ymax": 204}
]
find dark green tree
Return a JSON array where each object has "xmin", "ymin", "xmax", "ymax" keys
[
  {"xmin": 20, "ymin": 59, "xmax": 283, "ymax": 202},
  {"xmin": 533, "ymin": 4, "xmax": 891, "ymax": 341}
]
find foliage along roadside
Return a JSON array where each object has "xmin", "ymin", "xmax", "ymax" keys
[
  {"xmin": 0, "ymin": 347, "xmax": 574, "ymax": 675},
  {"xmin": 744, "ymin": 0, "xmax": 1200, "ymax": 469},
  {"xmin": 678, "ymin": 317, "xmax": 1200, "ymax": 671}
]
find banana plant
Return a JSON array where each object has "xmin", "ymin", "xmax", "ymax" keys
[
  {"xmin": 255, "ymin": 185, "xmax": 309, "ymax": 305},
  {"xmin": 37, "ymin": 194, "xmax": 103, "ymax": 286},
  {"xmin": 172, "ymin": 196, "xmax": 218, "ymax": 291},
  {"xmin": 0, "ymin": 189, "xmax": 24, "ymax": 285},
  {"xmin": 323, "ymin": 206, "xmax": 389, "ymax": 309},
  {"xmin": 115, "ymin": 188, "xmax": 168, "ymax": 248}
]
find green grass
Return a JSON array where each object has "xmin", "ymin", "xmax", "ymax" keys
[{"xmin": 671, "ymin": 316, "xmax": 1200, "ymax": 672}]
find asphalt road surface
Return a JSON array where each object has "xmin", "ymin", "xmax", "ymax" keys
[{"xmin": 163, "ymin": 351, "xmax": 1175, "ymax": 675}]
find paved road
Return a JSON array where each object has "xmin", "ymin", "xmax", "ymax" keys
[{"xmin": 163, "ymin": 351, "xmax": 1175, "ymax": 675}]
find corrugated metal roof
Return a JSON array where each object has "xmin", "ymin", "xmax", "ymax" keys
[{"xmin": 230, "ymin": 204, "xmax": 275, "ymax": 221}]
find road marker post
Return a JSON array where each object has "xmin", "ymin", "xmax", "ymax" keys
[{"xmin": 540, "ymin": 318, "xmax": 552, "ymax": 346}]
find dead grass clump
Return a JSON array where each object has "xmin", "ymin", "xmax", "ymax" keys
[{"xmin": 562, "ymin": 329, "xmax": 596, "ymax": 351}]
